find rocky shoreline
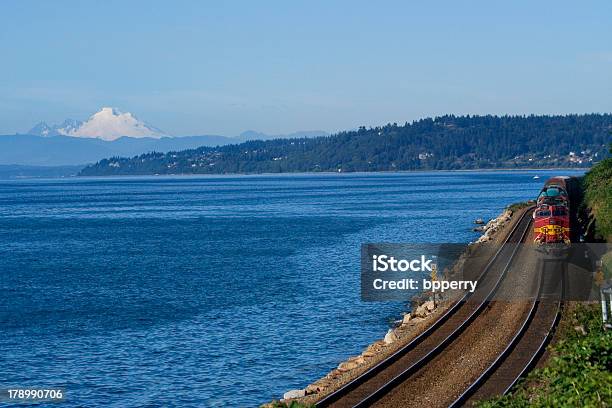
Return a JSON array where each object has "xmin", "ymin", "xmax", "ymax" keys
[
  {"xmin": 473, "ymin": 208, "xmax": 514, "ymax": 244},
  {"xmin": 268, "ymin": 206, "xmax": 523, "ymax": 407},
  {"xmin": 274, "ymin": 299, "xmax": 445, "ymax": 405}
]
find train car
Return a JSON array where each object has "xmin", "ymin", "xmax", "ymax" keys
[
  {"xmin": 533, "ymin": 176, "xmax": 571, "ymax": 245},
  {"xmin": 545, "ymin": 176, "xmax": 570, "ymax": 190}
]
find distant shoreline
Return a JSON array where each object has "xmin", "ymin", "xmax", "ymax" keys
[
  {"xmin": 1, "ymin": 166, "xmax": 589, "ymax": 180},
  {"xmin": 75, "ymin": 167, "xmax": 589, "ymax": 178}
]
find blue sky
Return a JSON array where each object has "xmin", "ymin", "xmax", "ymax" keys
[{"xmin": 1, "ymin": 0, "xmax": 611, "ymax": 136}]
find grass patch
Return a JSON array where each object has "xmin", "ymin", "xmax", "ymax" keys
[
  {"xmin": 507, "ymin": 201, "xmax": 535, "ymax": 213},
  {"xmin": 477, "ymin": 304, "xmax": 612, "ymax": 408}
]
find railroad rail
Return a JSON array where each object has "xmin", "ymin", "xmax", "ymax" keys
[
  {"xmin": 316, "ymin": 208, "xmax": 534, "ymax": 408},
  {"xmin": 449, "ymin": 260, "xmax": 564, "ymax": 407}
]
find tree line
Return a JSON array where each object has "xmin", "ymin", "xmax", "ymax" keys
[{"xmin": 79, "ymin": 114, "xmax": 612, "ymax": 176}]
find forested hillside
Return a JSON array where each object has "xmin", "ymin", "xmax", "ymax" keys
[
  {"xmin": 80, "ymin": 114, "xmax": 612, "ymax": 176},
  {"xmin": 583, "ymin": 143, "xmax": 612, "ymax": 240}
]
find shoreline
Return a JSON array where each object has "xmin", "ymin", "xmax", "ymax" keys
[
  {"xmin": 270, "ymin": 205, "xmax": 528, "ymax": 406},
  {"xmin": 70, "ymin": 167, "xmax": 586, "ymax": 180},
  {"xmin": 2, "ymin": 167, "xmax": 587, "ymax": 181},
  {"xmin": 81, "ymin": 168, "xmax": 589, "ymax": 178}
]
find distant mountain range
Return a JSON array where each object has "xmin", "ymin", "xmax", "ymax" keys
[
  {"xmin": 0, "ymin": 135, "xmax": 237, "ymax": 166},
  {"xmin": 29, "ymin": 119, "xmax": 83, "ymax": 138},
  {"xmin": 238, "ymin": 130, "xmax": 330, "ymax": 140},
  {"xmin": 0, "ymin": 107, "xmax": 328, "ymax": 166}
]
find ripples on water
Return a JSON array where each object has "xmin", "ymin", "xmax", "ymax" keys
[{"xmin": 0, "ymin": 171, "xmax": 583, "ymax": 407}]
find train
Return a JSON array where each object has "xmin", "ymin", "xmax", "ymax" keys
[{"xmin": 533, "ymin": 176, "xmax": 571, "ymax": 245}]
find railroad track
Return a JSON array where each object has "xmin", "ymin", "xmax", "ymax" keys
[
  {"xmin": 316, "ymin": 208, "xmax": 534, "ymax": 408},
  {"xmin": 449, "ymin": 260, "xmax": 564, "ymax": 407}
]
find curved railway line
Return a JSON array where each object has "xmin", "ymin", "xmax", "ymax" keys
[
  {"xmin": 315, "ymin": 207, "xmax": 564, "ymax": 407},
  {"xmin": 449, "ymin": 262, "xmax": 564, "ymax": 407}
]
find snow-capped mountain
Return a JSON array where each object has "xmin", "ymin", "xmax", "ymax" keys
[
  {"xmin": 14, "ymin": 109, "xmax": 330, "ymax": 166},
  {"xmin": 28, "ymin": 107, "xmax": 167, "ymax": 141},
  {"xmin": 29, "ymin": 119, "xmax": 82, "ymax": 137}
]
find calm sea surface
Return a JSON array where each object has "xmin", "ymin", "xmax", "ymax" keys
[{"xmin": 0, "ymin": 171, "xmax": 583, "ymax": 407}]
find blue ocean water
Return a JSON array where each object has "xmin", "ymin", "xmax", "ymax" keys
[{"xmin": 0, "ymin": 171, "xmax": 583, "ymax": 407}]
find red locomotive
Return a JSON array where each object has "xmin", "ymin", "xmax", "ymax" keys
[
  {"xmin": 533, "ymin": 177, "xmax": 571, "ymax": 245},
  {"xmin": 537, "ymin": 184, "xmax": 568, "ymax": 207}
]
